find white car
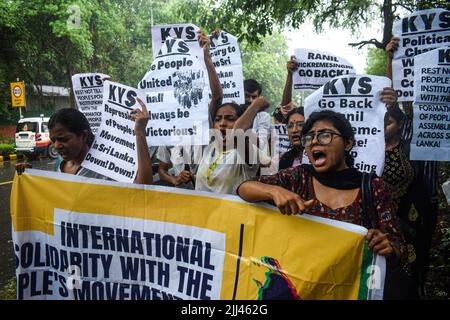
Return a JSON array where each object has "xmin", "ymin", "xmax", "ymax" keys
[{"xmin": 14, "ymin": 115, "xmax": 58, "ymax": 159}]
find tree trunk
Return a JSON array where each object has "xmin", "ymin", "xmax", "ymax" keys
[{"xmin": 382, "ymin": 0, "xmax": 394, "ymax": 49}]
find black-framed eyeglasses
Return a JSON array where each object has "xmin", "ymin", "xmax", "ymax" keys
[
  {"xmin": 286, "ymin": 121, "xmax": 304, "ymax": 130},
  {"xmin": 301, "ymin": 131, "xmax": 343, "ymax": 147}
]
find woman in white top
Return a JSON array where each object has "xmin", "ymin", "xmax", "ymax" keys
[{"xmin": 196, "ymin": 97, "xmax": 269, "ymax": 194}]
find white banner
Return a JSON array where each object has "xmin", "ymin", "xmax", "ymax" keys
[
  {"xmin": 304, "ymin": 75, "xmax": 390, "ymax": 175},
  {"xmin": 293, "ymin": 48, "xmax": 356, "ymax": 91},
  {"xmin": 82, "ymin": 81, "xmax": 146, "ymax": 182},
  {"xmin": 209, "ymin": 31, "xmax": 245, "ymax": 104},
  {"xmin": 410, "ymin": 47, "xmax": 450, "ymax": 161},
  {"xmin": 71, "ymin": 73, "xmax": 109, "ymax": 134},
  {"xmin": 393, "ymin": 8, "xmax": 450, "ymax": 101},
  {"xmin": 151, "ymin": 24, "xmax": 204, "ymax": 62},
  {"xmin": 139, "ymin": 38, "xmax": 210, "ymax": 146}
]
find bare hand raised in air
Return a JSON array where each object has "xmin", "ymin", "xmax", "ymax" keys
[
  {"xmin": 385, "ymin": 37, "xmax": 400, "ymax": 60},
  {"xmin": 131, "ymin": 97, "xmax": 150, "ymax": 135},
  {"xmin": 380, "ymin": 87, "xmax": 398, "ymax": 108}
]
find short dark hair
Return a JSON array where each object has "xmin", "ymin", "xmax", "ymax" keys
[
  {"xmin": 302, "ymin": 110, "xmax": 355, "ymax": 167},
  {"xmin": 284, "ymin": 107, "xmax": 305, "ymax": 124},
  {"xmin": 244, "ymin": 79, "xmax": 262, "ymax": 95},
  {"xmin": 48, "ymin": 108, "xmax": 95, "ymax": 146},
  {"xmin": 272, "ymin": 107, "xmax": 284, "ymax": 123}
]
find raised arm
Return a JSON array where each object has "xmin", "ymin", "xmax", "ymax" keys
[
  {"xmin": 385, "ymin": 37, "xmax": 399, "ymax": 81},
  {"xmin": 132, "ymin": 98, "xmax": 153, "ymax": 185},
  {"xmin": 281, "ymin": 56, "xmax": 297, "ymax": 106},
  {"xmin": 233, "ymin": 96, "xmax": 269, "ymax": 131},
  {"xmin": 198, "ymin": 30, "xmax": 223, "ymax": 123}
]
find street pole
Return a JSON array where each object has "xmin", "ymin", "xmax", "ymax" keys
[{"xmin": 16, "ymin": 78, "xmax": 23, "ymax": 119}]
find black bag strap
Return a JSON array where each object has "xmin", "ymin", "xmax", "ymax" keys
[{"xmin": 361, "ymin": 172, "xmax": 379, "ymax": 230}]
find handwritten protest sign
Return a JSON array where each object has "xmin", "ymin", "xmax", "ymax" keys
[
  {"xmin": 152, "ymin": 24, "xmax": 204, "ymax": 62},
  {"xmin": 11, "ymin": 169, "xmax": 386, "ymax": 300},
  {"xmin": 293, "ymin": 48, "xmax": 356, "ymax": 91},
  {"xmin": 139, "ymin": 38, "xmax": 210, "ymax": 146},
  {"xmin": 81, "ymin": 81, "xmax": 146, "ymax": 182},
  {"xmin": 209, "ymin": 31, "xmax": 245, "ymax": 104},
  {"xmin": 71, "ymin": 73, "xmax": 109, "ymax": 134},
  {"xmin": 410, "ymin": 47, "xmax": 450, "ymax": 161},
  {"xmin": 305, "ymin": 75, "xmax": 390, "ymax": 175},
  {"xmin": 393, "ymin": 8, "xmax": 450, "ymax": 101}
]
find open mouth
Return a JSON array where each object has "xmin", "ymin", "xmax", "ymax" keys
[
  {"xmin": 291, "ymin": 134, "xmax": 301, "ymax": 142},
  {"xmin": 312, "ymin": 150, "xmax": 327, "ymax": 166}
]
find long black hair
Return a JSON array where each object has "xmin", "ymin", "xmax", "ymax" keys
[
  {"xmin": 385, "ymin": 104, "xmax": 405, "ymax": 130},
  {"xmin": 213, "ymin": 102, "xmax": 246, "ymax": 119},
  {"xmin": 302, "ymin": 110, "xmax": 355, "ymax": 167},
  {"xmin": 48, "ymin": 108, "xmax": 95, "ymax": 146}
]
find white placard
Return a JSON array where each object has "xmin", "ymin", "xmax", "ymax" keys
[
  {"xmin": 82, "ymin": 81, "xmax": 146, "ymax": 183},
  {"xmin": 139, "ymin": 37, "xmax": 210, "ymax": 146},
  {"xmin": 209, "ymin": 31, "xmax": 245, "ymax": 104},
  {"xmin": 151, "ymin": 24, "xmax": 204, "ymax": 62},
  {"xmin": 293, "ymin": 48, "xmax": 356, "ymax": 91},
  {"xmin": 71, "ymin": 73, "xmax": 109, "ymax": 134},
  {"xmin": 410, "ymin": 47, "xmax": 450, "ymax": 161},
  {"xmin": 392, "ymin": 8, "xmax": 450, "ymax": 101}
]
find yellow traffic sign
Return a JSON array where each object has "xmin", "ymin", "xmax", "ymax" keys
[{"xmin": 10, "ymin": 81, "xmax": 26, "ymax": 107}]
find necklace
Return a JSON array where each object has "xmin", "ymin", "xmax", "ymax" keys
[{"xmin": 206, "ymin": 148, "xmax": 231, "ymax": 186}]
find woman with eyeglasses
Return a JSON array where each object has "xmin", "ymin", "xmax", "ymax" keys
[
  {"xmin": 237, "ymin": 110, "xmax": 407, "ymax": 269},
  {"xmin": 278, "ymin": 107, "xmax": 305, "ymax": 170}
]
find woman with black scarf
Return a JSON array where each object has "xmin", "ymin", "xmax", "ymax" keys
[{"xmin": 237, "ymin": 110, "xmax": 407, "ymax": 270}]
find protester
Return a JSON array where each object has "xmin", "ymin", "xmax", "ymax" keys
[
  {"xmin": 386, "ymin": 36, "xmax": 441, "ymax": 297},
  {"xmin": 156, "ymin": 30, "xmax": 221, "ymax": 189},
  {"xmin": 278, "ymin": 107, "xmax": 305, "ymax": 170},
  {"xmin": 195, "ymin": 97, "xmax": 269, "ymax": 194},
  {"xmin": 243, "ymin": 78, "xmax": 272, "ymax": 167},
  {"xmin": 383, "ymin": 105, "xmax": 414, "ymax": 210},
  {"xmin": 382, "ymin": 104, "xmax": 417, "ymax": 299},
  {"xmin": 244, "ymin": 79, "xmax": 262, "ymax": 106},
  {"xmin": 15, "ymin": 102, "xmax": 153, "ymax": 184},
  {"xmin": 237, "ymin": 110, "xmax": 407, "ymax": 269}
]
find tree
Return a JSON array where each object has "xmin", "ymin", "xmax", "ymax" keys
[
  {"xmin": 0, "ymin": 0, "xmax": 180, "ymax": 118},
  {"xmin": 365, "ymin": 47, "xmax": 388, "ymax": 76},
  {"xmin": 208, "ymin": 0, "xmax": 449, "ymax": 49},
  {"xmin": 241, "ymin": 33, "xmax": 289, "ymax": 110}
]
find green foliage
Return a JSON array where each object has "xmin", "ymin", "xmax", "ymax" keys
[
  {"xmin": 241, "ymin": 33, "xmax": 288, "ymax": 110},
  {"xmin": 0, "ymin": 143, "xmax": 14, "ymax": 156},
  {"xmin": 209, "ymin": 0, "xmax": 450, "ymax": 47},
  {"xmin": 365, "ymin": 47, "xmax": 387, "ymax": 76},
  {"xmin": 0, "ymin": 0, "xmax": 290, "ymax": 118}
]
